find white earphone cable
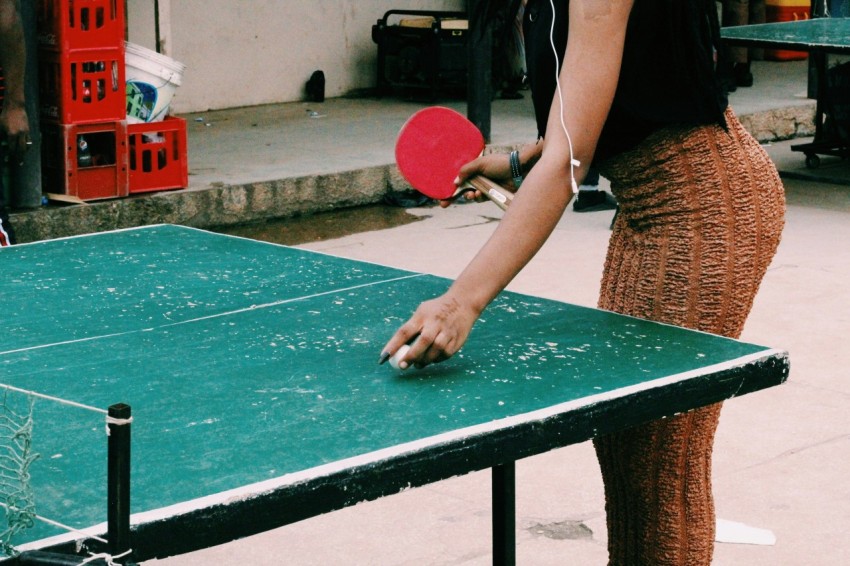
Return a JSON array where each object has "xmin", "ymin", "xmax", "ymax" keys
[{"xmin": 548, "ymin": 0, "xmax": 580, "ymax": 193}]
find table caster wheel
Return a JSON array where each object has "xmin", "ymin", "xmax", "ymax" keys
[{"xmin": 805, "ymin": 154, "xmax": 821, "ymax": 169}]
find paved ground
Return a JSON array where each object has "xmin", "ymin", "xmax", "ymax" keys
[{"xmin": 135, "ymin": 59, "xmax": 850, "ymax": 565}]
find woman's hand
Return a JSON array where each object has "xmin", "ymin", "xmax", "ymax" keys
[
  {"xmin": 457, "ymin": 152, "xmax": 515, "ymax": 187},
  {"xmin": 438, "ymin": 152, "xmax": 516, "ymax": 208},
  {"xmin": 380, "ymin": 292, "xmax": 481, "ymax": 370},
  {"xmin": 441, "ymin": 143, "xmax": 543, "ymax": 208},
  {"xmin": 0, "ymin": 103, "xmax": 30, "ymax": 162}
]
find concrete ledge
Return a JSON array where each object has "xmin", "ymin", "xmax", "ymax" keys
[
  {"xmin": 12, "ymin": 165, "xmax": 408, "ymax": 243},
  {"xmin": 10, "ymin": 104, "xmax": 816, "ymax": 244},
  {"xmin": 739, "ymin": 105, "xmax": 816, "ymax": 142}
]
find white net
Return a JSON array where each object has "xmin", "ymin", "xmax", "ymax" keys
[{"xmin": 0, "ymin": 393, "xmax": 39, "ymax": 556}]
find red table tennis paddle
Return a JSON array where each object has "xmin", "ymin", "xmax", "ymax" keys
[{"xmin": 395, "ymin": 106, "xmax": 514, "ymax": 210}]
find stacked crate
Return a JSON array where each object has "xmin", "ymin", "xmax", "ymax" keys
[
  {"xmin": 37, "ymin": 1, "xmax": 188, "ymax": 200},
  {"xmin": 126, "ymin": 115, "xmax": 188, "ymax": 195},
  {"xmin": 37, "ymin": 0, "xmax": 129, "ymax": 200}
]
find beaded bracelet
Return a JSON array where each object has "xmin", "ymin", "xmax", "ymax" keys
[{"xmin": 509, "ymin": 150, "xmax": 523, "ymax": 188}]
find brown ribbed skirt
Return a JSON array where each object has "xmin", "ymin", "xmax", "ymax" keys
[{"xmin": 593, "ymin": 108, "xmax": 785, "ymax": 565}]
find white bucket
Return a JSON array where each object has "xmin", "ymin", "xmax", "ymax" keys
[{"xmin": 124, "ymin": 41, "xmax": 186, "ymax": 123}]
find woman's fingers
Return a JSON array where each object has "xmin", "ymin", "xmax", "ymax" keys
[{"xmin": 380, "ymin": 295, "xmax": 475, "ymax": 370}]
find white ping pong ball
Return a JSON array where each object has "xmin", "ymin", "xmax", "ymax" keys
[{"xmin": 390, "ymin": 344, "xmax": 411, "ymax": 370}]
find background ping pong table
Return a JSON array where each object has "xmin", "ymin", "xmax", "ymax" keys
[
  {"xmin": 721, "ymin": 17, "xmax": 850, "ymax": 54},
  {"xmin": 0, "ymin": 225, "xmax": 787, "ymax": 564},
  {"xmin": 722, "ymin": 18, "xmax": 850, "ymax": 171}
]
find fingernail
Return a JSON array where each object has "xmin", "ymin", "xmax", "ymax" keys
[
  {"xmin": 453, "ymin": 176, "xmax": 460, "ymax": 185},
  {"xmin": 378, "ymin": 352, "xmax": 390, "ymax": 365}
]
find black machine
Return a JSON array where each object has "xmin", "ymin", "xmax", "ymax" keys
[{"xmin": 372, "ymin": 10, "xmax": 469, "ymax": 99}]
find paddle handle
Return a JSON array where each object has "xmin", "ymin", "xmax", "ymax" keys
[{"xmin": 465, "ymin": 176, "xmax": 514, "ymax": 211}]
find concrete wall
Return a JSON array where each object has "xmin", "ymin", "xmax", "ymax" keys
[{"xmin": 127, "ymin": 1, "xmax": 464, "ymax": 114}]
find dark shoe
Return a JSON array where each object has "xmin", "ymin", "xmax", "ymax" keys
[
  {"xmin": 573, "ymin": 190, "xmax": 617, "ymax": 212},
  {"xmin": 734, "ymin": 63, "xmax": 753, "ymax": 88}
]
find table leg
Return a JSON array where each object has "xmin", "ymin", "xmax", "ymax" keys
[
  {"xmin": 492, "ymin": 463, "xmax": 516, "ymax": 566},
  {"xmin": 813, "ymin": 50, "xmax": 827, "ymax": 144},
  {"xmin": 790, "ymin": 48, "xmax": 850, "ymax": 168}
]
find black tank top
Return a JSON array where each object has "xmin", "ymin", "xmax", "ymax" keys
[{"xmin": 523, "ymin": 0, "xmax": 728, "ymax": 162}]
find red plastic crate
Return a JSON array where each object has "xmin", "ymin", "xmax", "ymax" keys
[
  {"xmin": 127, "ymin": 117, "xmax": 189, "ymax": 193},
  {"xmin": 37, "ymin": 0, "xmax": 125, "ymax": 52},
  {"xmin": 764, "ymin": 1, "xmax": 810, "ymax": 61},
  {"xmin": 41, "ymin": 120, "xmax": 129, "ymax": 201},
  {"xmin": 38, "ymin": 46, "xmax": 126, "ymax": 124}
]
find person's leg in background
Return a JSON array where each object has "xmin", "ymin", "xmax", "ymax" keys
[
  {"xmin": 522, "ymin": 0, "xmax": 616, "ymax": 214},
  {"xmin": 721, "ymin": 0, "xmax": 765, "ymax": 88},
  {"xmin": 748, "ymin": 0, "xmax": 765, "ymax": 62},
  {"xmin": 494, "ymin": 0, "xmax": 526, "ymax": 99}
]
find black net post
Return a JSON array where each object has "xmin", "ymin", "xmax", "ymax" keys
[{"xmin": 107, "ymin": 404, "xmax": 132, "ymax": 563}]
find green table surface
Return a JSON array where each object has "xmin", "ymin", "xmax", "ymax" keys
[
  {"xmin": 0, "ymin": 225, "xmax": 787, "ymax": 559},
  {"xmin": 721, "ymin": 18, "xmax": 850, "ymax": 52}
]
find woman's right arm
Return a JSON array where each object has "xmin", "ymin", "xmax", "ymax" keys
[{"xmin": 381, "ymin": 0, "xmax": 635, "ymax": 369}]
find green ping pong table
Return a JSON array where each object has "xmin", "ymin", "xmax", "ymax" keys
[
  {"xmin": 722, "ymin": 17, "xmax": 850, "ymax": 169},
  {"xmin": 0, "ymin": 225, "xmax": 788, "ymax": 565}
]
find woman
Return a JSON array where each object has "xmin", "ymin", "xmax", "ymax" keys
[{"xmin": 381, "ymin": 1, "xmax": 785, "ymax": 563}]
